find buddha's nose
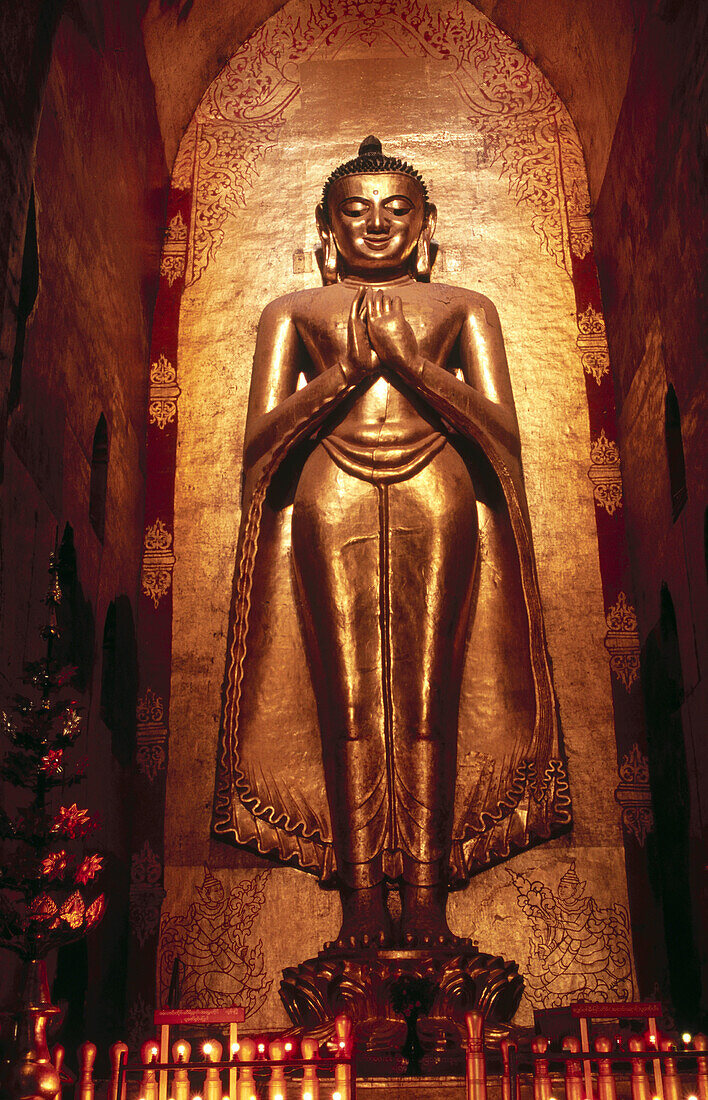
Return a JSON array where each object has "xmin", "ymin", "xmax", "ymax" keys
[{"xmin": 368, "ymin": 204, "xmax": 387, "ymax": 232}]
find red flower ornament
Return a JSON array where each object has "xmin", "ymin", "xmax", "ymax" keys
[
  {"xmin": 40, "ymin": 749, "xmax": 64, "ymax": 775},
  {"xmin": 40, "ymin": 850, "xmax": 68, "ymax": 879},
  {"xmin": 84, "ymin": 894, "xmax": 105, "ymax": 929},
  {"xmin": 58, "ymin": 891, "xmax": 85, "ymax": 929},
  {"xmin": 51, "ymin": 804, "xmax": 91, "ymax": 838},
  {"xmin": 75, "ymin": 854, "xmax": 103, "ymax": 885},
  {"xmin": 28, "ymin": 894, "xmax": 58, "ymax": 923}
]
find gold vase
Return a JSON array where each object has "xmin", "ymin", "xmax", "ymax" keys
[{"xmin": 2, "ymin": 958, "xmax": 61, "ymax": 1100}]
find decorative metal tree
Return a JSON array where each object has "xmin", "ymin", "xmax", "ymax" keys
[{"xmin": 0, "ymin": 549, "xmax": 105, "ymax": 1100}]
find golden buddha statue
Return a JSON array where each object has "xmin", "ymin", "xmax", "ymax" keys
[{"xmin": 213, "ymin": 137, "xmax": 570, "ymax": 951}]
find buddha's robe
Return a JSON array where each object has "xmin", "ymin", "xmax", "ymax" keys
[{"xmin": 213, "ymin": 281, "xmax": 571, "ymax": 883}]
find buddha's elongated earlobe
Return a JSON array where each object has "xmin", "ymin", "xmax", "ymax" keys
[
  {"xmin": 316, "ymin": 202, "xmax": 338, "ymax": 285},
  {"xmin": 414, "ymin": 202, "xmax": 437, "ymax": 281},
  {"xmin": 323, "ymin": 234, "xmax": 338, "ymax": 284},
  {"xmin": 415, "ymin": 236, "xmax": 431, "ymax": 279}
]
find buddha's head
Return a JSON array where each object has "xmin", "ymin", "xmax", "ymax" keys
[{"xmin": 316, "ymin": 136, "xmax": 437, "ymax": 283}]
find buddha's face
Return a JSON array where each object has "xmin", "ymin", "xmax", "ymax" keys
[{"xmin": 323, "ymin": 172, "xmax": 432, "ymax": 277}]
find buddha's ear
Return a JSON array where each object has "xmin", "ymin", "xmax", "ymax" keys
[
  {"xmin": 423, "ymin": 202, "xmax": 437, "ymax": 240},
  {"xmin": 415, "ymin": 202, "xmax": 437, "ymax": 280},
  {"xmin": 315, "ymin": 203, "xmax": 338, "ymax": 285}
]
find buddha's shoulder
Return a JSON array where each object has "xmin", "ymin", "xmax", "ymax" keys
[
  {"xmin": 426, "ymin": 282, "xmax": 502, "ymax": 325},
  {"xmin": 258, "ymin": 285, "xmax": 345, "ymax": 322}
]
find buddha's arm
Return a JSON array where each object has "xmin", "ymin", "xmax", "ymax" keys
[
  {"xmin": 366, "ymin": 292, "xmax": 520, "ymax": 457},
  {"xmin": 416, "ymin": 300, "xmax": 521, "ymax": 457},
  {"xmin": 243, "ymin": 294, "xmax": 366, "ymax": 471}
]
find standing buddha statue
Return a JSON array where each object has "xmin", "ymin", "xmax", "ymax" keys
[{"xmin": 213, "ymin": 137, "xmax": 570, "ymax": 952}]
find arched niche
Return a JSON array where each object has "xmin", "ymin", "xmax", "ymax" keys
[{"xmin": 143, "ymin": 0, "xmax": 637, "ymax": 1029}]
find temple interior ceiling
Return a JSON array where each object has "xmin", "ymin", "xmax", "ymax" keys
[{"xmin": 142, "ymin": 0, "xmax": 637, "ymax": 200}]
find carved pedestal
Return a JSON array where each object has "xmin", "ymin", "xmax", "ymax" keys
[{"xmin": 280, "ymin": 942, "xmax": 524, "ymax": 1058}]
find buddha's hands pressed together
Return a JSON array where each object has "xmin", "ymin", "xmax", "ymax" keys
[
  {"xmin": 364, "ymin": 289, "xmax": 422, "ymax": 380},
  {"xmin": 343, "ymin": 286, "xmax": 376, "ymax": 382}
]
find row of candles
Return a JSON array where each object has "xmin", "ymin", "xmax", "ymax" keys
[
  {"xmin": 101, "ymin": 1017, "xmax": 353, "ymax": 1100},
  {"xmin": 62, "ymin": 1014, "xmax": 707, "ymax": 1100}
]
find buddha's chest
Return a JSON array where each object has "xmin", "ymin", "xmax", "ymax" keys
[{"xmin": 295, "ymin": 292, "xmax": 461, "ymax": 368}]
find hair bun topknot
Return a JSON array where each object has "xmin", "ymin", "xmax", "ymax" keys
[{"xmin": 322, "ymin": 135, "xmax": 429, "ymax": 208}]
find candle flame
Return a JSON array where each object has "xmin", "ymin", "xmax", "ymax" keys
[{"xmin": 682, "ymin": 1034, "xmax": 692, "ymax": 1044}]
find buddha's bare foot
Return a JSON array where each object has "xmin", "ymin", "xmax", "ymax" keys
[
  {"xmin": 328, "ymin": 884, "xmax": 391, "ymax": 950},
  {"xmin": 401, "ymin": 885, "xmax": 466, "ymax": 947}
]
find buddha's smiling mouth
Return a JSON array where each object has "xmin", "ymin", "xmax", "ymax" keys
[{"xmin": 363, "ymin": 237, "xmax": 394, "ymax": 249}]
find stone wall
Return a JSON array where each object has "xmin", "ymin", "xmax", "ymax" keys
[
  {"xmin": 593, "ymin": 0, "xmax": 707, "ymax": 1022},
  {"xmin": 0, "ymin": 0, "xmax": 167, "ymax": 1053}
]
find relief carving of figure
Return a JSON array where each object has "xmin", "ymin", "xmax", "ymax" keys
[{"xmin": 213, "ymin": 137, "xmax": 570, "ymax": 948}]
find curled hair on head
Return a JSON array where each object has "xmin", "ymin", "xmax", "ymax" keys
[{"xmin": 322, "ymin": 135, "xmax": 429, "ymax": 214}]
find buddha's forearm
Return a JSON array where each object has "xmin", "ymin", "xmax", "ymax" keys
[
  {"xmin": 412, "ymin": 358, "xmax": 521, "ymax": 457},
  {"xmin": 244, "ymin": 362, "xmax": 356, "ymax": 469}
]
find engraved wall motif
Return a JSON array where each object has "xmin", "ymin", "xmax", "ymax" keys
[
  {"xmin": 577, "ymin": 305, "xmax": 610, "ymax": 384},
  {"xmin": 161, "ymin": 211, "xmax": 189, "ymax": 286},
  {"xmin": 159, "ymin": 867, "xmax": 272, "ymax": 1015},
  {"xmin": 149, "ymin": 353, "xmax": 181, "ymax": 430},
  {"xmin": 588, "ymin": 429, "xmax": 623, "ymax": 516},
  {"xmin": 136, "ymin": 687, "xmax": 168, "ymax": 782},
  {"xmin": 615, "ymin": 744, "xmax": 654, "ymax": 846},
  {"xmin": 172, "ymin": 0, "xmax": 588, "ymax": 284},
  {"xmin": 141, "ymin": 519, "xmax": 176, "ymax": 610},
  {"xmin": 506, "ymin": 862, "xmax": 634, "ymax": 1008},
  {"xmin": 604, "ymin": 592, "xmax": 641, "ymax": 692},
  {"xmin": 130, "ymin": 839, "xmax": 165, "ymax": 947}
]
